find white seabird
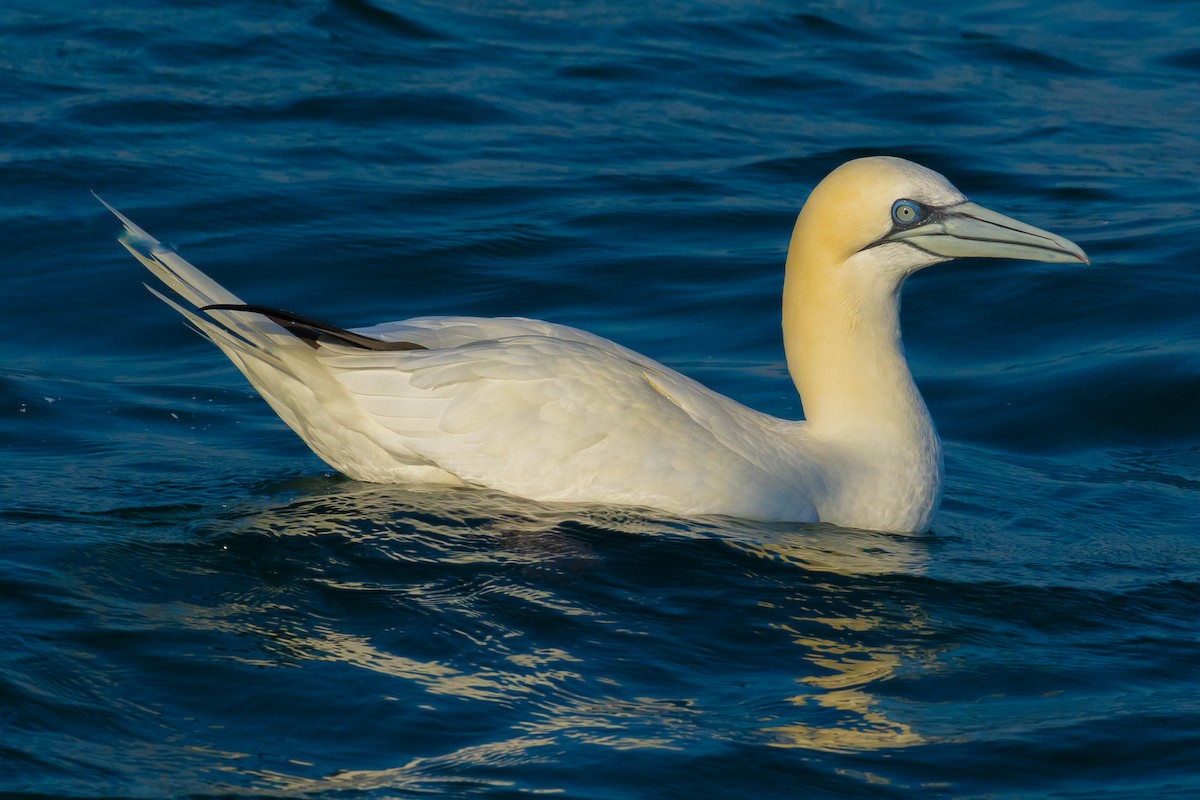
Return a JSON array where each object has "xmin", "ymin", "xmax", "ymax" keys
[{"xmin": 100, "ymin": 157, "xmax": 1087, "ymax": 533}]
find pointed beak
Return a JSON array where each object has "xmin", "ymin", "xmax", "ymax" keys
[{"xmin": 888, "ymin": 201, "xmax": 1089, "ymax": 265}]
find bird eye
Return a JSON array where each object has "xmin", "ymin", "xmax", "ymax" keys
[{"xmin": 891, "ymin": 200, "xmax": 921, "ymax": 225}]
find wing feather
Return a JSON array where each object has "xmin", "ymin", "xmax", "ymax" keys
[{"xmin": 315, "ymin": 328, "xmax": 815, "ymax": 516}]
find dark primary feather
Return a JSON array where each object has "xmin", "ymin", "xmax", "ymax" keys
[{"xmin": 199, "ymin": 303, "xmax": 428, "ymax": 351}]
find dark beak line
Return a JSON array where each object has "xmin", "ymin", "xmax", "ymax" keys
[{"xmin": 954, "ymin": 209, "xmax": 1059, "ymax": 245}]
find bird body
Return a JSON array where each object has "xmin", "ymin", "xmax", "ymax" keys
[{"xmin": 102, "ymin": 157, "xmax": 1087, "ymax": 533}]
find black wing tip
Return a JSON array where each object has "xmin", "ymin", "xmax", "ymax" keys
[{"xmin": 198, "ymin": 304, "xmax": 427, "ymax": 352}]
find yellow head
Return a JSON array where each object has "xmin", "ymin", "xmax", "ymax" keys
[{"xmin": 787, "ymin": 156, "xmax": 1087, "ymax": 293}]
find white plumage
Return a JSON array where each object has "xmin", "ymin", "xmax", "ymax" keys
[{"xmin": 102, "ymin": 157, "xmax": 1087, "ymax": 532}]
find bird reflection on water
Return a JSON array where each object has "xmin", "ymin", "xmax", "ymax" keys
[{"xmin": 80, "ymin": 481, "xmax": 943, "ymax": 792}]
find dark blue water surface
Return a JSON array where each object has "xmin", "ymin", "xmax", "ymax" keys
[{"xmin": 4, "ymin": 1, "xmax": 1200, "ymax": 797}]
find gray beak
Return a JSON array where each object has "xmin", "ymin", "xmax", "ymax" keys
[{"xmin": 888, "ymin": 201, "xmax": 1089, "ymax": 265}]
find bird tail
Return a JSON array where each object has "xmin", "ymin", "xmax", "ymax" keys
[
  {"xmin": 94, "ymin": 193, "xmax": 310, "ymax": 371},
  {"xmin": 96, "ymin": 194, "xmax": 363, "ymax": 479},
  {"xmin": 97, "ymin": 195, "xmax": 439, "ymax": 481},
  {"xmin": 96, "ymin": 195, "xmax": 426, "ymax": 358}
]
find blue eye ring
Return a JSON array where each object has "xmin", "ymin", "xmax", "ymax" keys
[{"xmin": 891, "ymin": 199, "xmax": 921, "ymax": 225}]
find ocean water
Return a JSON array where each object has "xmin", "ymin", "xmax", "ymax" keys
[{"xmin": 3, "ymin": 0, "xmax": 1199, "ymax": 797}]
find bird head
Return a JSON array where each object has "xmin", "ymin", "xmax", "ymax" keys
[{"xmin": 788, "ymin": 156, "xmax": 1088, "ymax": 292}]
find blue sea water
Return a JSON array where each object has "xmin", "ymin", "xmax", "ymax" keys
[{"xmin": 3, "ymin": 0, "xmax": 1200, "ymax": 797}]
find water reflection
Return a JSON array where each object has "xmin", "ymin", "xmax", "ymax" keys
[
  {"xmin": 67, "ymin": 481, "xmax": 940, "ymax": 792},
  {"xmin": 766, "ymin": 619, "xmax": 925, "ymax": 752}
]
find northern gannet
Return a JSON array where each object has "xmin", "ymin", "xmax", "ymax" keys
[{"xmin": 100, "ymin": 157, "xmax": 1087, "ymax": 533}]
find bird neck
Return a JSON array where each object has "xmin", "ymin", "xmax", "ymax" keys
[
  {"xmin": 781, "ymin": 239, "xmax": 934, "ymax": 449},
  {"xmin": 779, "ymin": 219, "xmax": 944, "ymax": 533}
]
